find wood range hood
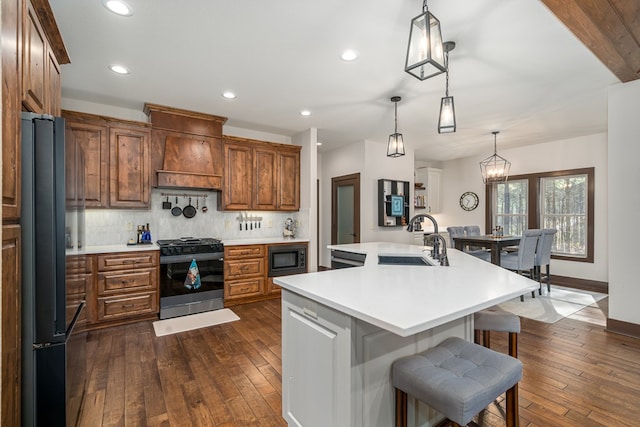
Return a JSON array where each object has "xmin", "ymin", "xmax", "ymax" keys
[{"xmin": 145, "ymin": 103, "xmax": 228, "ymax": 190}]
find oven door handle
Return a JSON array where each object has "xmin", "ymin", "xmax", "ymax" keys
[{"xmin": 160, "ymin": 253, "xmax": 224, "ymax": 264}]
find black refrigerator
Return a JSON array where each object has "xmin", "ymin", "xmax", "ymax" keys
[{"xmin": 21, "ymin": 112, "xmax": 87, "ymax": 427}]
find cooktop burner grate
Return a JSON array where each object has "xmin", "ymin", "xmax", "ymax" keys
[{"xmin": 157, "ymin": 237, "xmax": 223, "ymax": 257}]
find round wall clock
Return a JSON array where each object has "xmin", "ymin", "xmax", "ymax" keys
[{"xmin": 460, "ymin": 191, "xmax": 479, "ymax": 211}]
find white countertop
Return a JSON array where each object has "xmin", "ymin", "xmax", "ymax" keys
[
  {"xmin": 275, "ymin": 242, "xmax": 538, "ymax": 337},
  {"xmin": 222, "ymin": 237, "xmax": 309, "ymax": 246},
  {"xmin": 80, "ymin": 243, "xmax": 159, "ymax": 255}
]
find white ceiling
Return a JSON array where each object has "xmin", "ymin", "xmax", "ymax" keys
[{"xmin": 49, "ymin": 0, "xmax": 619, "ymax": 161}]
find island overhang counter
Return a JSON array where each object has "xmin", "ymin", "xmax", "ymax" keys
[{"xmin": 274, "ymin": 242, "xmax": 538, "ymax": 427}]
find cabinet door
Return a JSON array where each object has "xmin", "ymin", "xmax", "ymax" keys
[
  {"xmin": 2, "ymin": 224, "xmax": 21, "ymax": 427},
  {"xmin": 22, "ymin": 1, "xmax": 47, "ymax": 113},
  {"xmin": 223, "ymin": 142, "xmax": 252, "ymax": 210},
  {"xmin": 278, "ymin": 149, "xmax": 300, "ymax": 211},
  {"xmin": 46, "ymin": 48, "xmax": 61, "ymax": 115},
  {"xmin": 253, "ymin": 146, "xmax": 278, "ymax": 210},
  {"xmin": 65, "ymin": 120, "xmax": 109, "ymax": 208},
  {"xmin": 109, "ymin": 126, "xmax": 151, "ymax": 208}
]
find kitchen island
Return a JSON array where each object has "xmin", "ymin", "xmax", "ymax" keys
[{"xmin": 274, "ymin": 242, "xmax": 538, "ymax": 427}]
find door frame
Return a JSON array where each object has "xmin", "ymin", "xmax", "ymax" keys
[{"xmin": 331, "ymin": 173, "xmax": 361, "ymax": 245}]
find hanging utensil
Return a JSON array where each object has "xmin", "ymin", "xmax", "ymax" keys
[
  {"xmin": 239, "ymin": 212, "xmax": 243, "ymax": 231},
  {"xmin": 202, "ymin": 197, "xmax": 208, "ymax": 213},
  {"xmin": 171, "ymin": 196, "xmax": 182, "ymax": 216},
  {"xmin": 162, "ymin": 196, "xmax": 172, "ymax": 209},
  {"xmin": 183, "ymin": 197, "xmax": 197, "ymax": 218}
]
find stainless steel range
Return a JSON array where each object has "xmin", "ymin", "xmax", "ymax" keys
[{"xmin": 157, "ymin": 237, "xmax": 224, "ymax": 319}]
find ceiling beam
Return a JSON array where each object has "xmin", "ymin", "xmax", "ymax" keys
[{"xmin": 541, "ymin": 0, "xmax": 640, "ymax": 82}]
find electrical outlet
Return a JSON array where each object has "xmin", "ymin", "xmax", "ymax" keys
[
  {"xmin": 295, "ymin": 220, "xmax": 300, "ymax": 227},
  {"xmin": 268, "ymin": 220, "xmax": 273, "ymax": 228},
  {"xmin": 225, "ymin": 220, "xmax": 231, "ymax": 229},
  {"xmin": 126, "ymin": 221, "xmax": 133, "ymax": 231}
]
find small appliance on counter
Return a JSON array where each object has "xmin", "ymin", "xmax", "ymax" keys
[{"xmin": 283, "ymin": 217, "xmax": 296, "ymax": 238}]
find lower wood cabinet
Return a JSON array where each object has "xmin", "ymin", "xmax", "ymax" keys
[
  {"xmin": 224, "ymin": 244, "xmax": 266, "ymax": 305},
  {"xmin": 85, "ymin": 250, "xmax": 159, "ymax": 329},
  {"xmin": 223, "ymin": 242, "xmax": 306, "ymax": 306}
]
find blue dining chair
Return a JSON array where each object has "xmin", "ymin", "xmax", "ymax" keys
[
  {"xmin": 535, "ymin": 228, "xmax": 558, "ymax": 295},
  {"xmin": 500, "ymin": 229, "xmax": 542, "ymax": 300}
]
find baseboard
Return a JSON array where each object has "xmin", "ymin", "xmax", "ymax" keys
[
  {"xmin": 606, "ymin": 318, "xmax": 640, "ymax": 339},
  {"xmin": 550, "ymin": 275, "xmax": 608, "ymax": 294}
]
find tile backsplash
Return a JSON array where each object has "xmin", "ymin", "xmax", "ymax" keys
[{"xmin": 84, "ymin": 189, "xmax": 307, "ymax": 246}]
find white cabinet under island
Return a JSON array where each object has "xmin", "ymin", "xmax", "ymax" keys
[{"xmin": 274, "ymin": 242, "xmax": 538, "ymax": 427}]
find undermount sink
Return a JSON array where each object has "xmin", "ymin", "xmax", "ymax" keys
[{"xmin": 378, "ymin": 255, "xmax": 434, "ymax": 266}]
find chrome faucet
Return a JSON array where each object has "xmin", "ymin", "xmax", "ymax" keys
[{"xmin": 406, "ymin": 213, "xmax": 449, "ymax": 266}]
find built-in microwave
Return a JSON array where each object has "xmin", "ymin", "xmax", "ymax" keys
[{"xmin": 268, "ymin": 244, "xmax": 307, "ymax": 277}]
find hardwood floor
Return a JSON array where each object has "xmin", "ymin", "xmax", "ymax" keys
[{"xmin": 78, "ymin": 297, "xmax": 640, "ymax": 426}]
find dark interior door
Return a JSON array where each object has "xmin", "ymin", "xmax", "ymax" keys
[{"xmin": 331, "ymin": 173, "xmax": 360, "ymax": 245}]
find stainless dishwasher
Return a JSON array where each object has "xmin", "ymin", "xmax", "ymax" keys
[{"xmin": 330, "ymin": 250, "xmax": 366, "ymax": 269}]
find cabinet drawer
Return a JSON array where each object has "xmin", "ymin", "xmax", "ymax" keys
[
  {"xmin": 66, "ymin": 255, "xmax": 87, "ymax": 274},
  {"xmin": 225, "ymin": 258, "xmax": 264, "ymax": 279},
  {"xmin": 97, "ymin": 268, "xmax": 157, "ymax": 295},
  {"xmin": 97, "ymin": 292, "xmax": 158, "ymax": 321},
  {"xmin": 97, "ymin": 251, "xmax": 158, "ymax": 271},
  {"xmin": 225, "ymin": 245, "xmax": 264, "ymax": 259},
  {"xmin": 225, "ymin": 278, "xmax": 264, "ymax": 300},
  {"xmin": 66, "ymin": 275, "xmax": 89, "ymax": 297},
  {"xmin": 66, "ymin": 297, "xmax": 87, "ymax": 327}
]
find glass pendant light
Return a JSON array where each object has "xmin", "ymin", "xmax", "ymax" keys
[
  {"xmin": 480, "ymin": 131, "xmax": 511, "ymax": 183},
  {"xmin": 387, "ymin": 96, "xmax": 405, "ymax": 158},
  {"xmin": 438, "ymin": 41, "xmax": 456, "ymax": 133},
  {"xmin": 405, "ymin": 0, "xmax": 446, "ymax": 81}
]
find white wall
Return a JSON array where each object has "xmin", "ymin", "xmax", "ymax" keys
[
  {"xmin": 608, "ymin": 78, "xmax": 640, "ymax": 325},
  {"xmin": 318, "ymin": 140, "xmax": 415, "ymax": 267},
  {"xmin": 439, "ymin": 133, "xmax": 609, "ymax": 282}
]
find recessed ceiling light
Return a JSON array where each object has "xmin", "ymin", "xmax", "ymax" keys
[
  {"xmin": 108, "ymin": 64, "xmax": 130, "ymax": 75},
  {"xmin": 102, "ymin": 0, "xmax": 133, "ymax": 16},
  {"xmin": 222, "ymin": 91, "xmax": 236, "ymax": 99},
  {"xmin": 300, "ymin": 110, "xmax": 311, "ymax": 116},
  {"xmin": 340, "ymin": 50, "xmax": 359, "ymax": 61}
]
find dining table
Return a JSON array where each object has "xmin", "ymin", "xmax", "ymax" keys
[{"xmin": 453, "ymin": 234, "xmax": 521, "ymax": 265}]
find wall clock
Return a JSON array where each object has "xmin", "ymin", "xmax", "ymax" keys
[{"xmin": 460, "ymin": 191, "xmax": 479, "ymax": 211}]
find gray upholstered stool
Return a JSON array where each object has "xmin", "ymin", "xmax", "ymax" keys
[
  {"xmin": 392, "ymin": 336, "xmax": 522, "ymax": 427},
  {"xmin": 474, "ymin": 309, "xmax": 521, "ymax": 358}
]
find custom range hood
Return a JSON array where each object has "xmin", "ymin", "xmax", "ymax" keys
[{"xmin": 144, "ymin": 103, "xmax": 227, "ymax": 190}]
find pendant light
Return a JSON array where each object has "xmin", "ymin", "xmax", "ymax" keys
[
  {"xmin": 387, "ymin": 96, "xmax": 405, "ymax": 158},
  {"xmin": 438, "ymin": 41, "xmax": 456, "ymax": 133},
  {"xmin": 480, "ymin": 131, "xmax": 511, "ymax": 183},
  {"xmin": 405, "ymin": 0, "xmax": 446, "ymax": 81}
]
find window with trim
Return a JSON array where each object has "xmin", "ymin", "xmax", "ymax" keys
[{"xmin": 485, "ymin": 167, "xmax": 594, "ymax": 263}]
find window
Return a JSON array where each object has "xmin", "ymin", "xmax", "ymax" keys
[
  {"xmin": 486, "ymin": 168, "xmax": 594, "ymax": 263},
  {"xmin": 493, "ymin": 179, "xmax": 528, "ymax": 236}
]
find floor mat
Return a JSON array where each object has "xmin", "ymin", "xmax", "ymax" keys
[
  {"xmin": 153, "ymin": 309, "xmax": 240, "ymax": 337},
  {"xmin": 496, "ymin": 285, "xmax": 606, "ymax": 323}
]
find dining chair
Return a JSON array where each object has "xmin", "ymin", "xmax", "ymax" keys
[
  {"xmin": 500, "ymin": 229, "xmax": 542, "ymax": 300},
  {"xmin": 534, "ymin": 228, "xmax": 558, "ymax": 295},
  {"xmin": 448, "ymin": 226, "xmax": 490, "ymax": 262},
  {"xmin": 464, "ymin": 225, "xmax": 487, "ymax": 252}
]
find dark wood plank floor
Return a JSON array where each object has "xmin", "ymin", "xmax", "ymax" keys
[{"xmin": 79, "ymin": 296, "xmax": 640, "ymax": 426}]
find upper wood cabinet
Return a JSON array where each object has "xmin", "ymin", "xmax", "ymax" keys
[
  {"xmin": 109, "ymin": 126, "xmax": 151, "ymax": 208},
  {"xmin": 22, "ymin": 1, "xmax": 46, "ymax": 114},
  {"xmin": 62, "ymin": 111, "xmax": 151, "ymax": 209},
  {"xmin": 222, "ymin": 135, "xmax": 301, "ymax": 211},
  {"xmin": 64, "ymin": 118, "xmax": 109, "ymax": 207},
  {"xmin": 22, "ymin": 0, "xmax": 67, "ymax": 115},
  {"xmin": 277, "ymin": 147, "xmax": 301, "ymax": 211},
  {"xmin": 223, "ymin": 141, "xmax": 253, "ymax": 210}
]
